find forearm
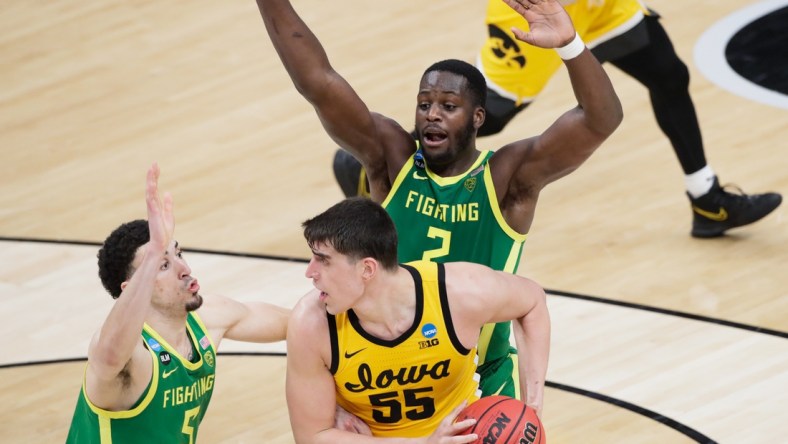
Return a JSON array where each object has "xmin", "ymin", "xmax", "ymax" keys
[
  {"xmin": 563, "ymin": 48, "xmax": 623, "ymax": 137},
  {"xmin": 255, "ymin": 0, "xmax": 333, "ymax": 100},
  {"xmin": 224, "ymin": 302, "xmax": 290, "ymax": 343},
  {"xmin": 514, "ymin": 303, "xmax": 550, "ymax": 414},
  {"xmin": 94, "ymin": 253, "xmax": 160, "ymax": 371}
]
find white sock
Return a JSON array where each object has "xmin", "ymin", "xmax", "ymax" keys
[{"xmin": 685, "ymin": 165, "xmax": 716, "ymax": 198}]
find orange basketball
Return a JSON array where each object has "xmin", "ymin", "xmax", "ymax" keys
[{"xmin": 456, "ymin": 396, "xmax": 545, "ymax": 444}]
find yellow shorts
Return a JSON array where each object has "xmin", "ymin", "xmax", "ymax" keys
[{"xmin": 478, "ymin": 0, "xmax": 650, "ymax": 104}]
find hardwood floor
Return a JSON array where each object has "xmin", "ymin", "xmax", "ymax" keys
[{"xmin": 1, "ymin": 0, "xmax": 786, "ymax": 442}]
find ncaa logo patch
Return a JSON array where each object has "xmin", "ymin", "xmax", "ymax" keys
[
  {"xmin": 422, "ymin": 323, "xmax": 437, "ymax": 339},
  {"xmin": 147, "ymin": 337, "xmax": 161, "ymax": 351}
]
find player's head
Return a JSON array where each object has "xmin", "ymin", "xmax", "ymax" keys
[
  {"xmin": 97, "ymin": 219, "xmax": 150, "ymax": 299},
  {"xmin": 415, "ymin": 59, "xmax": 487, "ymax": 168},
  {"xmin": 302, "ymin": 197, "xmax": 398, "ymax": 271},
  {"xmin": 424, "ymin": 59, "xmax": 487, "ymax": 108},
  {"xmin": 98, "ymin": 220, "xmax": 203, "ymax": 312}
]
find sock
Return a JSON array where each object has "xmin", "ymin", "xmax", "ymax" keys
[{"xmin": 685, "ymin": 165, "xmax": 716, "ymax": 198}]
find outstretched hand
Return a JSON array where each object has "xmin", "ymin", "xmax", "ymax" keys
[
  {"xmin": 503, "ymin": 0, "xmax": 576, "ymax": 49},
  {"xmin": 145, "ymin": 163, "xmax": 174, "ymax": 254}
]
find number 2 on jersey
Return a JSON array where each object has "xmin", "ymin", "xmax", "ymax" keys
[{"xmin": 421, "ymin": 227, "xmax": 451, "ymax": 262}]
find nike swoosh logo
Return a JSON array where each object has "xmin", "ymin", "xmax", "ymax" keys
[
  {"xmin": 412, "ymin": 171, "xmax": 428, "ymax": 180},
  {"xmin": 692, "ymin": 206, "xmax": 728, "ymax": 221},
  {"xmin": 344, "ymin": 348, "xmax": 366, "ymax": 359},
  {"xmin": 162, "ymin": 367, "xmax": 178, "ymax": 379},
  {"xmin": 493, "ymin": 381, "xmax": 508, "ymax": 396}
]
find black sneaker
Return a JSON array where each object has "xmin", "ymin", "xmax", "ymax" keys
[
  {"xmin": 332, "ymin": 148, "xmax": 369, "ymax": 198},
  {"xmin": 689, "ymin": 178, "xmax": 782, "ymax": 238}
]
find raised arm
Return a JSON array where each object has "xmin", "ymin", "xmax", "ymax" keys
[
  {"xmin": 85, "ymin": 163, "xmax": 173, "ymax": 410},
  {"xmin": 254, "ymin": 0, "xmax": 396, "ymax": 170},
  {"xmin": 445, "ymin": 261, "xmax": 550, "ymax": 416},
  {"xmin": 491, "ymin": 0, "xmax": 623, "ymax": 230}
]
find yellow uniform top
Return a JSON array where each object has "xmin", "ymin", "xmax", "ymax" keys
[
  {"xmin": 329, "ymin": 261, "xmax": 481, "ymax": 437},
  {"xmin": 479, "ymin": 0, "xmax": 650, "ymax": 103}
]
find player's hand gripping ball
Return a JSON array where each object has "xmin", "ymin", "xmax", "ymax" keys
[{"xmin": 456, "ymin": 396, "xmax": 545, "ymax": 444}]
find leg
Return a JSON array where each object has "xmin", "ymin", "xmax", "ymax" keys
[
  {"xmin": 608, "ymin": 15, "xmax": 706, "ymax": 175},
  {"xmin": 478, "ymin": 89, "xmax": 529, "ymax": 137},
  {"xmin": 609, "ymin": 16, "xmax": 781, "ymax": 237}
]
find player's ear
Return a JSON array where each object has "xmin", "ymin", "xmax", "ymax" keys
[
  {"xmin": 473, "ymin": 106, "xmax": 485, "ymax": 129},
  {"xmin": 360, "ymin": 257, "xmax": 378, "ymax": 281}
]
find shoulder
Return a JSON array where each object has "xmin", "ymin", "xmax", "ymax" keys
[
  {"xmin": 488, "ymin": 138, "xmax": 539, "ymax": 178},
  {"xmin": 290, "ymin": 290, "xmax": 330, "ymax": 336}
]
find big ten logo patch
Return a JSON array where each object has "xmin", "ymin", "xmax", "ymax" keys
[{"xmin": 419, "ymin": 323, "xmax": 440, "ymax": 349}]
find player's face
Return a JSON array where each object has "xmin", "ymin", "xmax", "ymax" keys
[
  {"xmin": 305, "ymin": 241, "xmax": 365, "ymax": 315},
  {"xmin": 129, "ymin": 240, "xmax": 203, "ymax": 313},
  {"xmin": 415, "ymin": 71, "xmax": 480, "ymax": 169}
]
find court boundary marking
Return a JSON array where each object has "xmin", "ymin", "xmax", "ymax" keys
[
  {"xmin": 0, "ymin": 353, "xmax": 716, "ymax": 443},
  {"xmin": 693, "ymin": 0, "xmax": 788, "ymax": 110},
  {"xmin": 3, "ymin": 237, "xmax": 785, "ymax": 338},
  {"xmin": 7, "ymin": 237, "xmax": 782, "ymax": 442}
]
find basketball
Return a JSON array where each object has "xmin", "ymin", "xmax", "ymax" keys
[{"xmin": 456, "ymin": 396, "xmax": 545, "ymax": 444}]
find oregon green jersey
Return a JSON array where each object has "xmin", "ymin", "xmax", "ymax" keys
[
  {"xmin": 66, "ymin": 313, "xmax": 217, "ymax": 444},
  {"xmin": 382, "ymin": 149, "xmax": 527, "ymax": 370}
]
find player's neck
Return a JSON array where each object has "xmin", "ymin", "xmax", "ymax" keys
[
  {"xmin": 146, "ymin": 310, "xmax": 190, "ymax": 349},
  {"xmin": 428, "ymin": 147, "xmax": 482, "ymax": 177},
  {"xmin": 353, "ymin": 267, "xmax": 416, "ymax": 340}
]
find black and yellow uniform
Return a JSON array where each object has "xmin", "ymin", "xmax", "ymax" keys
[
  {"xmin": 329, "ymin": 261, "xmax": 481, "ymax": 437},
  {"xmin": 479, "ymin": 0, "xmax": 650, "ymax": 105},
  {"xmin": 383, "ymin": 150, "xmax": 525, "ymax": 398},
  {"xmin": 66, "ymin": 313, "xmax": 217, "ymax": 444}
]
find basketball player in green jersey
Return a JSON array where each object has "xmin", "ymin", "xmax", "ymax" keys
[
  {"xmin": 66, "ymin": 164, "xmax": 290, "ymax": 444},
  {"xmin": 256, "ymin": 0, "xmax": 620, "ymax": 409},
  {"xmin": 286, "ymin": 197, "xmax": 549, "ymax": 441},
  {"xmin": 335, "ymin": 0, "xmax": 782, "ymax": 236}
]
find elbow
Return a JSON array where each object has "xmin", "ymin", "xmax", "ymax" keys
[
  {"xmin": 610, "ymin": 97, "xmax": 624, "ymax": 132},
  {"xmin": 586, "ymin": 98, "xmax": 623, "ymax": 139},
  {"xmin": 599, "ymin": 95, "xmax": 623, "ymax": 137}
]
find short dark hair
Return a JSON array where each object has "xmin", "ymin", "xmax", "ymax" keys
[
  {"xmin": 97, "ymin": 219, "xmax": 149, "ymax": 299},
  {"xmin": 302, "ymin": 197, "xmax": 398, "ymax": 271},
  {"xmin": 423, "ymin": 59, "xmax": 488, "ymax": 108}
]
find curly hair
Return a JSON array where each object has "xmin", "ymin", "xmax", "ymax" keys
[{"xmin": 97, "ymin": 219, "xmax": 150, "ymax": 299}]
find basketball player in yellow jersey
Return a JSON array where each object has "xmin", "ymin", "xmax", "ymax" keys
[
  {"xmin": 476, "ymin": 0, "xmax": 781, "ymax": 237},
  {"xmin": 286, "ymin": 197, "xmax": 550, "ymax": 442}
]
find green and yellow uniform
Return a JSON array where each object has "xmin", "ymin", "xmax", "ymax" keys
[
  {"xmin": 383, "ymin": 150, "xmax": 526, "ymax": 398},
  {"xmin": 330, "ymin": 261, "xmax": 481, "ymax": 437},
  {"xmin": 66, "ymin": 313, "xmax": 217, "ymax": 444}
]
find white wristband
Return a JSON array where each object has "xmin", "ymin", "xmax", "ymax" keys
[{"xmin": 555, "ymin": 33, "xmax": 585, "ymax": 60}]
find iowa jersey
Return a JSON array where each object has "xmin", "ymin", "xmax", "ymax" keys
[
  {"xmin": 383, "ymin": 149, "xmax": 525, "ymax": 370},
  {"xmin": 479, "ymin": 0, "xmax": 650, "ymax": 104},
  {"xmin": 66, "ymin": 313, "xmax": 217, "ymax": 444},
  {"xmin": 329, "ymin": 261, "xmax": 481, "ymax": 437}
]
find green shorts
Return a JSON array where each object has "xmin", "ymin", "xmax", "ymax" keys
[{"xmin": 477, "ymin": 346, "xmax": 520, "ymax": 399}]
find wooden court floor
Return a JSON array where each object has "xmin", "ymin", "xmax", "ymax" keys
[{"xmin": 1, "ymin": 0, "xmax": 786, "ymax": 442}]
